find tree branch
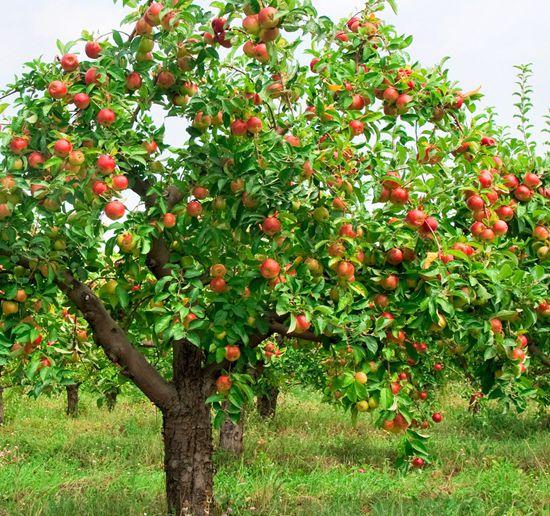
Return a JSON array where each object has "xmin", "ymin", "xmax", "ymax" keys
[
  {"xmin": 268, "ymin": 319, "xmax": 329, "ymax": 343},
  {"xmin": 4, "ymin": 254, "xmax": 178, "ymax": 411},
  {"xmin": 528, "ymin": 342, "xmax": 550, "ymax": 368},
  {"xmin": 60, "ymin": 272, "xmax": 178, "ymax": 410}
]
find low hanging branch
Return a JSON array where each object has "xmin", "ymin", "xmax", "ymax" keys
[{"xmin": 5, "ymin": 253, "xmax": 178, "ymax": 411}]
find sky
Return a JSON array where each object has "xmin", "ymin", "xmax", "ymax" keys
[{"xmin": 0, "ymin": 0, "xmax": 548, "ymax": 143}]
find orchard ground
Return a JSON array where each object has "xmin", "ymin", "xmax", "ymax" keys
[{"xmin": 0, "ymin": 387, "xmax": 548, "ymax": 516}]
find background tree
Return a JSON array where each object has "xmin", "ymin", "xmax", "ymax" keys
[{"xmin": 0, "ymin": 0, "xmax": 547, "ymax": 514}]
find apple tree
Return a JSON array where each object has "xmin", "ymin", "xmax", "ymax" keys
[{"xmin": 0, "ymin": 0, "xmax": 548, "ymax": 513}]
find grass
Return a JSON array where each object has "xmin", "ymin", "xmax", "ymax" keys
[{"xmin": 0, "ymin": 386, "xmax": 548, "ymax": 516}]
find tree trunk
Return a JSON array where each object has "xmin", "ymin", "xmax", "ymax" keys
[
  {"xmin": 66, "ymin": 384, "xmax": 79, "ymax": 417},
  {"xmin": 219, "ymin": 414, "xmax": 244, "ymax": 454},
  {"xmin": 163, "ymin": 340, "xmax": 214, "ymax": 515},
  {"xmin": 257, "ymin": 387, "xmax": 279, "ymax": 419},
  {"xmin": 0, "ymin": 386, "xmax": 4, "ymax": 426},
  {"xmin": 105, "ymin": 389, "xmax": 118, "ymax": 411}
]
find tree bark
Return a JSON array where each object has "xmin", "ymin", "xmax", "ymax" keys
[
  {"xmin": 219, "ymin": 413, "xmax": 244, "ymax": 454},
  {"xmin": 66, "ymin": 384, "xmax": 79, "ymax": 417},
  {"xmin": 257, "ymin": 387, "xmax": 279, "ymax": 419},
  {"xmin": 105, "ymin": 389, "xmax": 118, "ymax": 411},
  {"xmin": 162, "ymin": 340, "xmax": 214, "ymax": 515},
  {"xmin": 0, "ymin": 386, "xmax": 4, "ymax": 426}
]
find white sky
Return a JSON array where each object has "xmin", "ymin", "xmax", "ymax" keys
[{"xmin": 0, "ymin": 0, "xmax": 548, "ymax": 143}]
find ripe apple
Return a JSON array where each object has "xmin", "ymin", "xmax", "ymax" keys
[
  {"xmin": 294, "ymin": 314, "xmax": 311, "ymax": 333},
  {"xmin": 349, "ymin": 94, "xmax": 366, "ymax": 110},
  {"xmin": 380, "ymin": 274, "xmax": 399, "ymax": 290},
  {"xmin": 210, "ymin": 277, "xmax": 227, "ymax": 293},
  {"xmin": 354, "ymin": 371, "xmax": 368, "ymax": 384},
  {"xmin": 112, "ymin": 175, "xmax": 128, "ymax": 191},
  {"xmin": 231, "ymin": 119, "xmax": 248, "ymax": 136},
  {"xmin": 261, "ymin": 216, "xmax": 282, "ymax": 236},
  {"xmin": 479, "ymin": 228, "xmax": 495, "ymax": 241},
  {"xmin": 383, "ymin": 87, "xmax": 399, "ymax": 103},
  {"xmin": 210, "ymin": 264, "xmax": 227, "ymax": 278},
  {"xmin": 68, "ymin": 150, "xmax": 85, "ymax": 166},
  {"xmin": 336, "ymin": 261, "xmax": 355, "ymax": 279},
  {"xmin": 211, "ymin": 17, "xmax": 227, "ymax": 33},
  {"xmin": 187, "ymin": 200, "xmax": 203, "ymax": 217},
  {"xmin": 53, "ymin": 139, "xmax": 73, "ymax": 157},
  {"xmin": 73, "ymin": 92, "xmax": 90, "ymax": 109},
  {"xmin": 339, "ymin": 223, "xmax": 357, "ymax": 238},
  {"xmin": 253, "ymin": 43, "xmax": 269, "ymax": 63},
  {"xmin": 258, "ymin": 6, "xmax": 279, "ymax": 29},
  {"xmin": 349, "ymin": 119, "xmax": 364, "ymax": 136},
  {"xmin": 432, "ymin": 412, "xmax": 442, "ymax": 423},
  {"xmin": 85, "ymin": 41, "xmax": 102, "ymax": 59},
  {"xmin": 405, "ymin": 208, "xmax": 426, "ymax": 228},
  {"xmin": 260, "ymin": 258, "xmax": 280, "ymax": 279},
  {"xmin": 104, "ymin": 200, "xmax": 125, "ymax": 220},
  {"xmin": 466, "ymin": 195, "xmax": 485, "ymax": 211},
  {"xmin": 97, "ymin": 155, "xmax": 116, "ymax": 173},
  {"xmin": 216, "ymin": 375, "xmax": 232, "ymax": 393},
  {"xmin": 247, "ymin": 116, "xmax": 263, "ymax": 134},
  {"xmin": 243, "ymin": 14, "xmax": 260, "ymax": 34},
  {"xmin": 411, "ymin": 457, "xmax": 425, "ymax": 468},
  {"xmin": 97, "ymin": 108, "xmax": 116, "ymax": 126},
  {"xmin": 492, "ymin": 220, "xmax": 508, "ymax": 236},
  {"xmin": 225, "ymin": 345, "xmax": 241, "ymax": 362},
  {"xmin": 156, "ymin": 70, "xmax": 175, "ymax": 89},
  {"xmin": 496, "ymin": 205, "xmax": 514, "ymax": 221},
  {"xmin": 396, "ymin": 93, "xmax": 412, "ymax": 113},
  {"xmin": 92, "ymin": 180, "xmax": 108, "ymax": 196},
  {"xmin": 524, "ymin": 172, "xmax": 541, "ymax": 188},
  {"xmin": 480, "ymin": 136, "xmax": 495, "ymax": 147},
  {"xmin": 514, "ymin": 185, "xmax": 533, "ymax": 202},
  {"xmin": 9, "ymin": 136, "xmax": 29, "ymax": 154},
  {"xmin": 478, "ymin": 169, "xmax": 493, "ymax": 188},
  {"xmin": 517, "ymin": 335, "xmax": 528, "ymax": 348},
  {"xmin": 48, "ymin": 80, "xmax": 68, "ymax": 99},
  {"xmin": 145, "ymin": 2, "xmax": 164, "ymax": 25},
  {"xmin": 533, "ymin": 225, "xmax": 549, "ymax": 240},
  {"xmin": 126, "ymin": 72, "xmax": 143, "ymax": 91},
  {"xmin": 61, "ymin": 53, "xmax": 79, "ymax": 72},
  {"xmin": 502, "ymin": 174, "xmax": 519, "ymax": 189}
]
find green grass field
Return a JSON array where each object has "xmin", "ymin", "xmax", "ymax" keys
[{"xmin": 0, "ymin": 387, "xmax": 548, "ymax": 515}]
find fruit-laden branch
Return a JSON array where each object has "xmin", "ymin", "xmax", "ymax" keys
[
  {"xmin": 129, "ymin": 172, "xmax": 184, "ymax": 279},
  {"xmin": 528, "ymin": 342, "xmax": 550, "ymax": 368},
  {"xmin": 60, "ymin": 274, "xmax": 178, "ymax": 409},
  {"xmin": 203, "ymin": 333, "xmax": 270, "ymax": 377},
  {"xmin": 268, "ymin": 318, "xmax": 333, "ymax": 343},
  {"xmin": 5, "ymin": 253, "xmax": 178, "ymax": 411}
]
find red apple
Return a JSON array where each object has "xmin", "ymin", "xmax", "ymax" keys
[
  {"xmin": 61, "ymin": 53, "xmax": 79, "ymax": 72},
  {"xmin": 97, "ymin": 108, "xmax": 116, "ymax": 126},
  {"xmin": 260, "ymin": 258, "xmax": 280, "ymax": 279},
  {"xmin": 112, "ymin": 175, "xmax": 128, "ymax": 191},
  {"xmin": 104, "ymin": 200, "xmax": 125, "ymax": 220},
  {"xmin": 73, "ymin": 92, "xmax": 90, "ymax": 109},
  {"xmin": 48, "ymin": 80, "xmax": 68, "ymax": 99},
  {"xmin": 53, "ymin": 139, "xmax": 73, "ymax": 157},
  {"xmin": 85, "ymin": 41, "xmax": 102, "ymax": 59}
]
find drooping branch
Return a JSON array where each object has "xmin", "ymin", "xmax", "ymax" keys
[
  {"xmin": 3, "ymin": 253, "xmax": 178, "ymax": 411},
  {"xmin": 59, "ymin": 271, "xmax": 178, "ymax": 410}
]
